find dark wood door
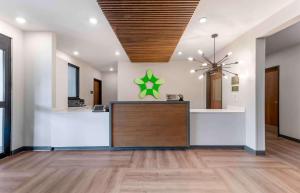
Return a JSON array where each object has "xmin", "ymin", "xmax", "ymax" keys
[
  {"xmin": 93, "ymin": 79, "xmax": 102, "ymax": 105},
  {"xmin": 207, "ymin": 70, "xmax": 222, "ymax": 109},
  {"xmin": 265, "ymin": 67, "xmax": 279, "ymax": 126}
]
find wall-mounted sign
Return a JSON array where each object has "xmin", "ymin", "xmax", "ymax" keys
[
  {"xmin": 231, "ymin": 75, "xmax": 239, "ymax": 92},
  {"xmin": 134, "ymin": 69, "xmax": 165, "ymax": 99}
]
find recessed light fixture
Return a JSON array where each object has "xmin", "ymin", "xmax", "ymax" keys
[
  {"xmin": 73, "ymin": 51, "xmax": 79, "ymax": 56},
  {"xmin": 109, "ymin": 67, "xmax": 114, "ymax": 72},
  {"xmin": 15, "ymin": 17, "xmax": 26, "ymax": 24},
  {"xmin": 115, "ymin": 51, "xmax": 120, "ymax": 56},
  {"xmin": 89, "ymin": 17, "xmax": 98, "ymax": 25},
  {"xmin": 178, "ymin": 51, "xmax": 183, "ymax": 55},
  {"xmin": 190, "ymin": 69, "xmax": 196, "ymax": 74},
  {"xmin": 188, "ymin": 57, "xmax": 194, "ymax": 61},
  {"xmin": 199, "ymin": 17, "xmax": 207, "ymax": 24}
]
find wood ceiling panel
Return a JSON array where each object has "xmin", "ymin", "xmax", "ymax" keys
[{"xmin": 97, "ymin": 0, "xmax": 200, "ymax": 62}]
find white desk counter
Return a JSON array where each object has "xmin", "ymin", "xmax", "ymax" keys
[
  {"xmin": 48, "ymin": 106, "xmax": 245, "ymax": 148},
  {"xmin": 51, "ymin": 108, "xmax": 110, "ymax": 148},
  {"xmin": 190, "ymin": 107, "xmax": 245, "ymax": 146}
]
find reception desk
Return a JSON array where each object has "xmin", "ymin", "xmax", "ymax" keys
[{"xmin": 110, "ymin": 101, "xmax": 190, "ymax": 148}]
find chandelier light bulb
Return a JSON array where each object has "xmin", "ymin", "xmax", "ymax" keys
[
  {"xmin": 188, "ymin": 57, "xmax": 194, "ymax": 61},
  {"xmin": 178, "ymin": 51, "xmax": 183, "ymax": 55},
  {"xmin": 198, "ymin": 50, "xmax": 204, "ymax": 55},
  {"xmin": 202, "ymin": 63, "xmax": 208, "ymax": 67},
  {"xmin": 198, "ymin": 74, "xmax": 204, "ymax": 80},
  {"xmin": 227, "ymin": 52, "xmax": 233, "ymax": 56},
  {"xmin": 224, "ymin": 75, "xmax": 228, "ymax": 80},
  {"xmin": 190, "ymin": 69, "xmax": 196, "ymax": 74}
]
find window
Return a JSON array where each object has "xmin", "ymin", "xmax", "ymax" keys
[{"xmin": 68, "ymin": 63, "xmax": 79, "ymax": 98}]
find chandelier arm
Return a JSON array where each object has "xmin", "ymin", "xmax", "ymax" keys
[
  {"xmin": 223, "ymin": 61, "xmax": 239, "ymax": 66},
  {"xmin": 223, "ymin": 69, "xmax": 238, "ymax": 76},
  {"xmin": 193, "ymin": 58, "xmax": 210, "ymax": 65},
  {"xmin": 216, "ymin": 55, "xmax": 229, "ymax": 64},
  {"xmin": 217, "ymin": 58, "xmax": 230, "ymax": 66},
  {"xmin": 200, "ymin": 55, "xmax": 214, "ymax": 65},
  {"xmin": 195, "ymin": 67, "xmax": 209, "ymax": 71}
]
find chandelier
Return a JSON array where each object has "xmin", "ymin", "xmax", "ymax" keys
[{"xmin": 189, "ymin": 34, "xmax": 239, "ymax": 80}]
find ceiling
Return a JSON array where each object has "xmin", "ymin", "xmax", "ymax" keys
[
  {"xmin": 171, "ymin": 0, "xmax": 294, "ymax": 61},
  {"xmin": 0, "ymin": 0, "xmax": 295, "ymax": 70},
  {"xmin": 98, "ymin": 0, "xmax": 200, "ymax": 62},
  {"xmin": 267, "ymin": 21, "xmax": 300, "ymax": 55}
]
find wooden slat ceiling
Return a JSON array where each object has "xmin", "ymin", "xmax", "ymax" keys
[{"xmin": 97, "ymin": 0, "xmax": 200, "ymax": 62}]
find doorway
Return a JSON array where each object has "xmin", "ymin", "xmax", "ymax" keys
[
  {"xmin": 265, "ymin": 66, "xmax": 279, "ymax": 137},
  {"xmin": 0, "ymin": 34, "xmax": 12, "ymax": 159},
  {"xmin": 93, "ymin": 79, "xmax": 102, "ymax": 105}
]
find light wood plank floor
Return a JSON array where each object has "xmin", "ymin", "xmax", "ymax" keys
[{"xmin": 0, "ymin": 129, "xmax": 300, "ymax": 193}]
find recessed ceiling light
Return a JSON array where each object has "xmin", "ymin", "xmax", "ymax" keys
[
  {"xmin": 199, "ymin": 17, "xmax": 207, "ymax": 24},
  {"xmin": 115, "ymin": 51, "xmax": 120, "ymax": 56},
  {"xmin": 190, "ymin": 69, "xmax": 196, "ymax": 74},
  {"xmin": 188, "ymin": 57, "xmax": 194, "ymax": 61},
  {"xmin": 73, "ymin": 51, "xmax": 79, "ymax": 56},
  {"xmin": 178, "ymin": 51, "xmax": 183, "ymax": 55},
  {"xmin": 15, "ymin": 17, "xmax": 26, "ymax": 24},
  {"xmin": 109, "ymin": 67, "xmax": 114, "ymax": 72},
  {"xmin": 89, "ymin": 17, "xmax": 98, "ymax": 25}
]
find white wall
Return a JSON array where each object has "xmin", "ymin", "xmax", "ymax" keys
[
  {"xmin": 23, "ymin": 32, "xmax": 56, "ymax": 147},
  {"xmin": 102, "ymin": 71, "xmax": 118, "ymax": 105},
  {"xmin": 266, "ymin": 44, "xmax": 300, "ymax": 139},
  {"xmin": 0, "ymin": 20, "xmax": 25, "ymax": 150},
  {"xmin": 214, "ymin": 0, "xmax": 300, "ymax": 151},
  {"xmin": 118, "ymin": 61, "xmax": 206, "ymax": 109},
  {"xmin": 55, "ymin": 51, "xmax": 101, "ymax": 110}
]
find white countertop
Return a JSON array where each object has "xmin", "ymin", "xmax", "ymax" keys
[
  {"xmin": 53, "ymin": 106, "xmax": 96, "ymax": 113},
  {"xmin": 53, "ymin": 105, "xmax": 245, "ymax": 113},
  {"xmin": 190, "ymin": 107, "xmax": 245, "ymax": 113}
]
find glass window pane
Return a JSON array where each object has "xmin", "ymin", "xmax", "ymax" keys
[
  {"xmin": 0, "ymin": 108, "xmax": 3, "ymax": 154},
  {"xmin": 68, "ymin": 65, "xmax": 78, "ymax": 97},
  {"xmin": 0, "ymin": 50, "xmax": 4, "ymax": 101}
]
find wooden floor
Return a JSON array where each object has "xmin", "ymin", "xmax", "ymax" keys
[{"xmin": 1, "ymin": 128, "xmax": 300, "ymax": 193}]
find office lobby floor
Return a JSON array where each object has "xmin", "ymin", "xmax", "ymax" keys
[{"xmin": 0, "ymin": 130, "xmax": 300, "ymax": 193}]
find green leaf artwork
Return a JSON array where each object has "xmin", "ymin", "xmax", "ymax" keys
[{"xmin": 134, "ymin": 69, "xmax": 165, "ymax": 99}]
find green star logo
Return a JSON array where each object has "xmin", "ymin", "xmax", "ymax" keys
[{"xmin": 134, "ymin": 69, "xmax": 165, "ymax": 99}]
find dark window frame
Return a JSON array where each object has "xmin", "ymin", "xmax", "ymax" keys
[
  {"xmin": 68, "ymin": 63, "xmax": 80, "ymax": 99},
  {"xmin": 0, "ymin": 33, "xmax": 12, "ymax": 159}
]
